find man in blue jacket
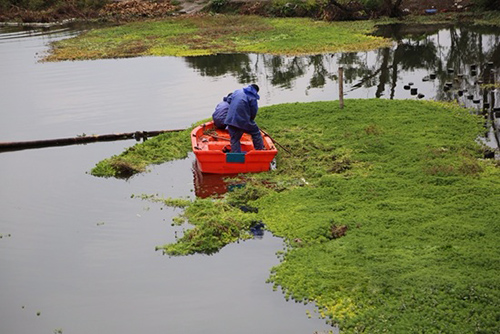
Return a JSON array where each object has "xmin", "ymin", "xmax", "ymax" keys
[
  {"xmin": 212, "ymin": 92, "xmax": 232, "ymax": 129},
  {"xmin": 224, "ymin": 84, "xmax": 264, "ymax": 153}
]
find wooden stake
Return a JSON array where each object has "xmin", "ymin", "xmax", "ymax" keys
[{"xmin": 339, "ymin": 66, "xmax": 344, "ymax": 109}]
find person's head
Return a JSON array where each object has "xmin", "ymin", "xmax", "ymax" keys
[
  {"xmin": 224, "ymin": 92, "xmax": 233, "ymax": 103},
  {"xmin": 250, "ymin": 84, "xmax": 259, "ymax": 92}
]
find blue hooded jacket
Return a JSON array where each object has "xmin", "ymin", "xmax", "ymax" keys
[
  {"xmin": 212, "ymin": 94, "xmax": 232, "ymax": 129},
  {"xmin": 224, "ymin": 85, "xmax": 260, "ymax": 132}
]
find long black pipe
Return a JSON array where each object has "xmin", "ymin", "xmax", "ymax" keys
[{"xmin": 0, "ymin": 129, "xmax": 186, "ymax": 153}]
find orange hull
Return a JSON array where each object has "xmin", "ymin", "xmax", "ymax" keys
[{"xmin": 191, "ymin": 121, "xmax": 278, "ymax": 174}]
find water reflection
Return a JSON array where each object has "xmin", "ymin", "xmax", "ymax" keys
[
  {"xmin": 185, "ymin": 53, "xmax": 335, "ymax": 91},
  {"xmin": 181, "ymin": 24, "xmax": 500, "ymax": 110},
  {"xmin": 192, "ymin": 160, "xmax": 249, "ymax": 198},
  {"xmin": 185, "ymin": 54, "xmax": 258, "ymax": 83},
  {"xmin": 192, "ymin": 160, "xmax": 231, "ymax": 198}
]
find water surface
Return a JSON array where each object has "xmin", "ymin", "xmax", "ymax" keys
[{"xmin": 1, "ymin": 22, "xmax": 500, "ymax": 334}]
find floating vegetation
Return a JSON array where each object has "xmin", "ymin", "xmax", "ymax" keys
[
  {"xmin": 132, "ymin": 193, "xmax": 191, "ymax": 208},
  {"xmin": 91, "ymin": 129, "xmax": 192, "ymax": 178},
  {"xmin": 254, "ymin": 100, "xmax": 500, "ymax": 332},
  {"xmin": 98, "ymin": 99, "xmax": 500, "ymax": 332},
  {"xmin": 150, "ymin": 193, "xmax": 263, "ymax": 256}
]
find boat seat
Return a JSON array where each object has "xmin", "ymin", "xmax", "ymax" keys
[
  {"xmin": 207, "ymin": 141, "xmax": 254, "ymax": 151},
  {"xmin": 240, "ymin": 143, "xmax": 254, "ymax": 151},
  {"xmin": 208, "ymin": 142, "xmax": 227, "ymax": 150}
]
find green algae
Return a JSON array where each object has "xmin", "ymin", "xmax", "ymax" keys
[
  {"xmin": 95, "ymin": 99, "xmax": 500, "ymax": 332},
  {"xmin": 154, "ymin": 195, "xmax": 261, "ymax": 255},
  {"xmin": 91, "ymin": 128, "xmax": 192, "ymax": 178}
]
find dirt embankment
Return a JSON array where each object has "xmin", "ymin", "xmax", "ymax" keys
[
  {"xmin": 0, "ymin": 0, "xmax": 475, "ymax": 23},
  {"xmin": 0, "ymin": 0, "xmax": 178, "ymax": 23}
]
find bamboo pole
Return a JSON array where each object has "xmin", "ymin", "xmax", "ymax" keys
[
  {"xmin": 260, "ymin": 128, "xmax": 292, "ymax": 155},
  {"xmin": 0, "ymin": 129, "xmax": 186, "ymax": 152}
]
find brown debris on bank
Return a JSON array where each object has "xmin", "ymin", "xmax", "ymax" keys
[
  {"xmin": 98, "ymin": 0, "xmax": 178, "ymax": 19},
  {"xmin": 0, "ymin": 0, "xmax": 179, "ymax": 23},
  {"xmin": 0, "ymin": 0, "xmax": 479, "ymax": 24},
  {"xmin": 0, "ymin": 4, "xmax": 99, "ymax": 23}
]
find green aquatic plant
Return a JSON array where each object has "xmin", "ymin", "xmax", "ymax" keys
[
  {"xmin": 153, "ymin": 196, "xmax": 261, "ymax": 255},
  {"xmin": 95, "ymin": 99, "xmax": 500, "ymax": 332},
  {"xmin": 91, "ymin": 129, "xmax": 192, "ymax": 178},
  {"xmin": 252, "ymin": 100, "xmax": 500, "ymax": 332},
  {"xmin": 132, "ymin": 193, "xmax": 192, "ymax": 208},
  {"xmin": 480, "ymin": 82, "xmax": 500, "ymax": 89},
  {"xmin": 45, "ymin": 15, "xmax": 391, "ymax": 61}
]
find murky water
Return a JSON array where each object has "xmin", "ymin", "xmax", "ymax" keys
[{"xmin": 1, "ymin": 22, "xmax": 499, "ymax": 334}]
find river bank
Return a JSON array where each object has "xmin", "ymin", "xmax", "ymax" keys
[{"xmin": 0, "ymin": 0, "xmax": 492, "ymax": 24}]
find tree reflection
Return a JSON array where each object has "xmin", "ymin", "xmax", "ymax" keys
[
  {"xmin": 182, "ymin": 25, "xmax": 500, "ymax": 106},
  {"xmin": 339, "ymin": 52, "xmax": 374, "ymax": 88},
  {"xmin": 307, "ymin": 55, "xmax": 337, "ymax": 89},
  {"xmin": 263, "ymin": 55, "xmax": 307, "ymax": 89},
  {"xmin": 184, "ymin": 54, "xmax": 257, "ymax": 83}
]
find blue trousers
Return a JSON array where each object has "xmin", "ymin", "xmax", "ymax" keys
[{"xmin": 227, "ymin": 125, "xmax": 264, "ymax": 153}]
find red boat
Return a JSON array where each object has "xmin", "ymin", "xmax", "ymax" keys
[{"xmin": 191, "ymin": 121, "xmax": 278, "ymax": 174}]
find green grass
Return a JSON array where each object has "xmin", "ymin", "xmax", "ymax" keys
[
  {"xmin": 42, "ymin": 11, "xmax": 500, "ymax": 61},
  {"xmin": 472, "ymin": 10, "xmax": 500, "ymax": 26},
  {"xmin": 45, "ymin": 15, "xmax": 391, "ymax": 61},
  {"xmin": 95, "ymin": 99, "xmax": 500, "ymax": 332}
]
